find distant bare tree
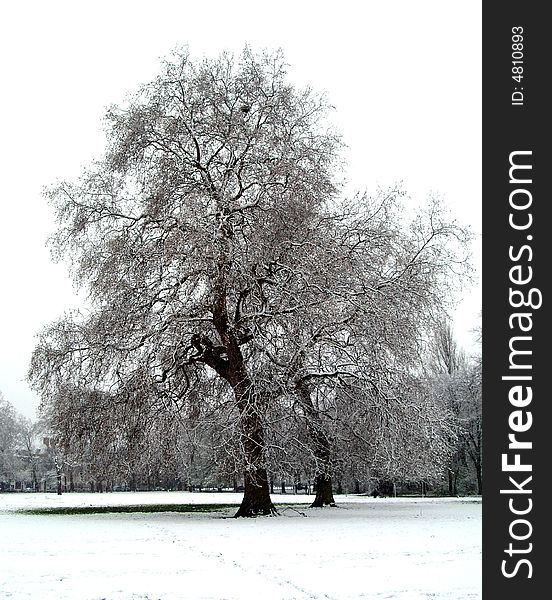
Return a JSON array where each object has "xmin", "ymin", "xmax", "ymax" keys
[
  {"xmin": 0, "ymin": 392, "xmax": 19, "ymax": 490},
  {"xmin": 458, "ymin": 355, "xmax": 482, "ymax": 494},
  {"xmin": 431, "ymin": 321, "xmax": 466, "ymax": 376},
  {"xmin": 17, "ymin": 417, "xmax": 42, "ymax": 492},
  {"xmin": 430, "ymin": 321, "xmax": 482, "ymax": 495}
]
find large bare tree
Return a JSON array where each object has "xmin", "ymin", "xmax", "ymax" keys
[
  {"xmin": 255, "ymin": 192, "xmax": 470, "ymax": 505},
  {"xmin": 29, "ymin": 47, "xmax": 471, "ymax": 515},
  {"xmin": 29, "ymin": 48, "xmax": 341, "ymax": 516}
]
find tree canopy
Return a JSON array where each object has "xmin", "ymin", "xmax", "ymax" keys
[{"xmin": 29, "ymin": 47, "xmax": 471, "ymax": 515}]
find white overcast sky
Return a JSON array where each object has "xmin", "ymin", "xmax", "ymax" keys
[{"xmin": 0, "ymin": 0, "xmax": 481, "ymax": 419}]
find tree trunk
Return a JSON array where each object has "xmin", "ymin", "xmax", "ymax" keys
[
  {"xmin": 234, "ymin": 393, "xmax": 275, "ymax": 517},
  {"xmin": 475, "ymin": 461, "xmax": 482, "ymax": 495},
  {"xmin": 295, "ymin": 380, "xmax": 336, "ymax": 508},
  {"xmin": 54, "ymin": 456, "xmax": 63, "ymax": 495},
  {"xmin": 235, "ymin": 467, "xmax": 275, "ymax": 517},
  {"xmin": 448, "ymin": 469, "xmax": 455, "ymax": 496},
  {"xmin": 466, "ymin": 442, "xmax": 483, "ymax": 495},
  {"xmin": 204, "ymin": 249, "xmax": 274, "ymax": 517},
  {"xmin": 311, "ymin": 474, "xmax": 336, "ymax": 507}
]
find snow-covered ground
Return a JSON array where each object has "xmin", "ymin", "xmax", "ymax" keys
[{"xmin": 0, "ymin": 492, "xmax": 481, "ymax": 600}]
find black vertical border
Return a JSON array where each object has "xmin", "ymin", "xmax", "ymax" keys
[{"xmin": 483, "ymin": 2, "xmax": 550, "ymax": 597}]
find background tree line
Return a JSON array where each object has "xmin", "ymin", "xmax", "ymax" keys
[{"xmin": 2, "ymin": 332, "xmax": 481, "ymax": 496}]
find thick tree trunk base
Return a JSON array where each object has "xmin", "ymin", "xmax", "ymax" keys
[
  {"xmin": 234, "ymin": 469, "xmax": 277, "ymax": 517},
  {"xmin": 310, "ymin": 474, "xmax": 336, "ymax": 508}
]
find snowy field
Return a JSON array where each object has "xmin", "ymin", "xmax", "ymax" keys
[{"xmin": 0, "ymin": 492, "xmax": 481, "ymax": 600}]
